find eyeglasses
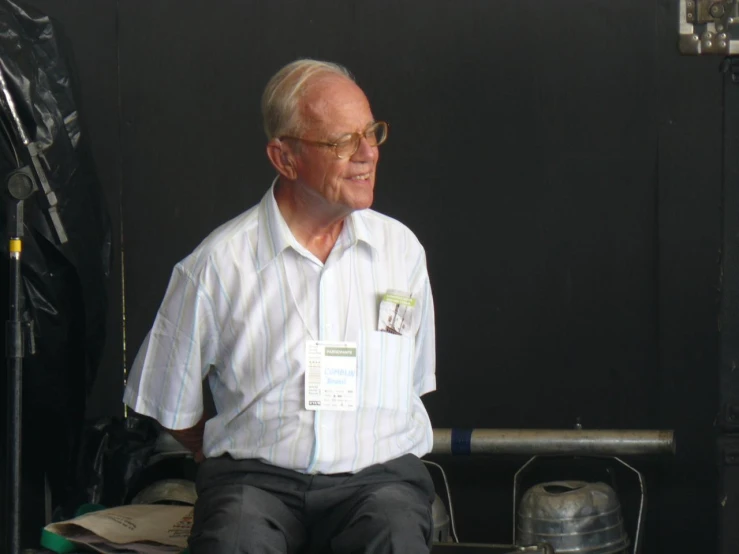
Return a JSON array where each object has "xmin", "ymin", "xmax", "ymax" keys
[{"xmin": 279, "ymin": 121, "xmax": 389, "ymax": 159}]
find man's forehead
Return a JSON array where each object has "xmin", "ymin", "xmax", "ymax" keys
[
  {"xmin": 303, "ymin": 73, "xmax": 359, "ymax": 98},
  {"xmin": 300, "ymin": 76, "xmax": 373, "ymax": 126}
]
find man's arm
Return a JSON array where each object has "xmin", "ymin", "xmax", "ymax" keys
[
  {"xmin": 167, "ymin": 413, "xmax": 208, "ymax": 462},
  {"xmin": 413, "ymin": 273, "xmax": 436, "ymax": 397}
]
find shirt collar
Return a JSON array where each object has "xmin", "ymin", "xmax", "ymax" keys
[
  {"xmin": 256, "ymin": 178, "xmax": 379, "ymax": 270},
  {"xmin": 256, "ymin": 178, "xmax": 296, "ymax": 270},
  {"xmin": 346, "ymin": 209, "xmax": 379, "ymax": 252}
]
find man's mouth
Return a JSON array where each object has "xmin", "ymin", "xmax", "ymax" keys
[{"xmin": 348, "ymin": 173, "xmax": 371, "ymax": 182}]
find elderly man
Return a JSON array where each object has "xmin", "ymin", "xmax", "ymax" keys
[{"xmin": 123, "ymin": 59, "xmax": 437, "ymax": 554}]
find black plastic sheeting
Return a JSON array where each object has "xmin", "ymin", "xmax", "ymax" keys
[
  {"xmin": 0, "ymin": 0, "xmax": 111, "ymax": 544},
  {"xmin": 75, "ymin": 416, "xmax": 198, "ymax": 508}
]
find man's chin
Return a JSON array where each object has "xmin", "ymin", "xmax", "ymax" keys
[{"xmin": 352, "ymin": 193, "xmax": 374, "ymax": 211}]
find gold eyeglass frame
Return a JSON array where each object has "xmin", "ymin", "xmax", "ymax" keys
[{"xmin": 279, "ymin": 121, "xmax": 389, "ymax": 159}]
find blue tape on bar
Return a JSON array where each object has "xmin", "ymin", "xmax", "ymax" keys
[{"xmin": 451, "ymin": 428, "xmax": 472, "ymax": 455}]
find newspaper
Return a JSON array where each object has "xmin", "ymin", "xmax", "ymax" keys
[{"xmin": 44, "ymin": 504, "xmax": 193, "ymax": 554}]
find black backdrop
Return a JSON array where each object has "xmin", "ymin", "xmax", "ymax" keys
[{"xmin": 21, "ymin": 0, "xmax": 722, "ymax": 551}]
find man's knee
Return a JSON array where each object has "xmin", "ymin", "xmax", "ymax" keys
[
  {"xmin": 368, "ymin": 484, "xmax": 432, "ymax": 536},
  {"xmin": 189, "ymin": 484, "xmax": 305, "ymax": 554},
  {"xmin": 332, "ymin": 483, "xmax": 433, "ymax": 553}
]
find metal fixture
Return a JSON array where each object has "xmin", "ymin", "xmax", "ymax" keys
[{"xmin": 679, "ymin": 0, "xmax": 739, "ymax": 54}]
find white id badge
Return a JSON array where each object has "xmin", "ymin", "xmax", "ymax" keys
[
  {"xmin": 377, "ymin": 290, "xmax": 416, "ymax": 336},
  {"xmin": 305, "ymin": 341, "xmax": 357, "ymax": 411}
]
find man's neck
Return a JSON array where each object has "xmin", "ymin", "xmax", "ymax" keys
[{"xmin": 274, "ymin": 180, "xmax": 349, "ymax": 263}]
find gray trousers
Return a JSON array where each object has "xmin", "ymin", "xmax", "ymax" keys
[{"xmin": 188, "ymin": 453, "xmax": 435, "ymax": 554}]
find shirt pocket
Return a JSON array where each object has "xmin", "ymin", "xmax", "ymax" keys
[{"xmin": 360, "ymin": 330, "xmax": 415, "ymax": 412}]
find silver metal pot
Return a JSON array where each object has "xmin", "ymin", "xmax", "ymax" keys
[
  {"xmin": 432, "ymin": 493, "xmax": 452, "ymax": 543},
  {"xmin": 516, "ymin": 481, "xmax": 629, "ymax": 554}
]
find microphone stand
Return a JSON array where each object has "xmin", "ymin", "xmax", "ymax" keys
[
  {"xmin": 5, "ymin": 167, "xmax": 35, "ymax": 554},
  {"xmin": 0, "ymin": 64, "xmax": 67, "ymax": 554}
]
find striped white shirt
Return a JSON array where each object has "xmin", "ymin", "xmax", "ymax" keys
[{"xmin": 123, "ymin": 183, "xmax": 436, "ymax": 474}]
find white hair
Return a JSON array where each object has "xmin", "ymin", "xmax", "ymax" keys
[{"xmin": 261, "ymin": 59, "xmax": 354, "ymax": 140}]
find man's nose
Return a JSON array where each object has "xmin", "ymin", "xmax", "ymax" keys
[{"xmin": 351, "ymin": 136, "xmax": 378, "ymax": 161}]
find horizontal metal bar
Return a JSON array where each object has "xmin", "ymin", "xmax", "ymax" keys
[{"xmin": 431, "ymin": 428, "xmax": 675, "ymax": 457}]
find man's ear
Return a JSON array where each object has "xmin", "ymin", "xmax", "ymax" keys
[{"xmin": 266, "ymin": 139, "xmax": 297, "ymax": 180}]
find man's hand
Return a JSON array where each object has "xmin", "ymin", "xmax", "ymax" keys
[{"xmin": 167, "ymin": 414, "xmax": 208, "ymax": 460}]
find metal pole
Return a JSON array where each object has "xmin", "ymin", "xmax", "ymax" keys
[
  {"xmin": 432, "ymin": 428, "xmax": 675, "ymax": 457},
  {"xmin": 5, "ymin": 169, "xmax": 35, "ymax": 554},
  {"xmin": 0, "ymin": 61, "xmax": 65, "ymax": 554},
  {"xmin": 7, "ymin": 235, "xmax": 23, "ymax": 554}
]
